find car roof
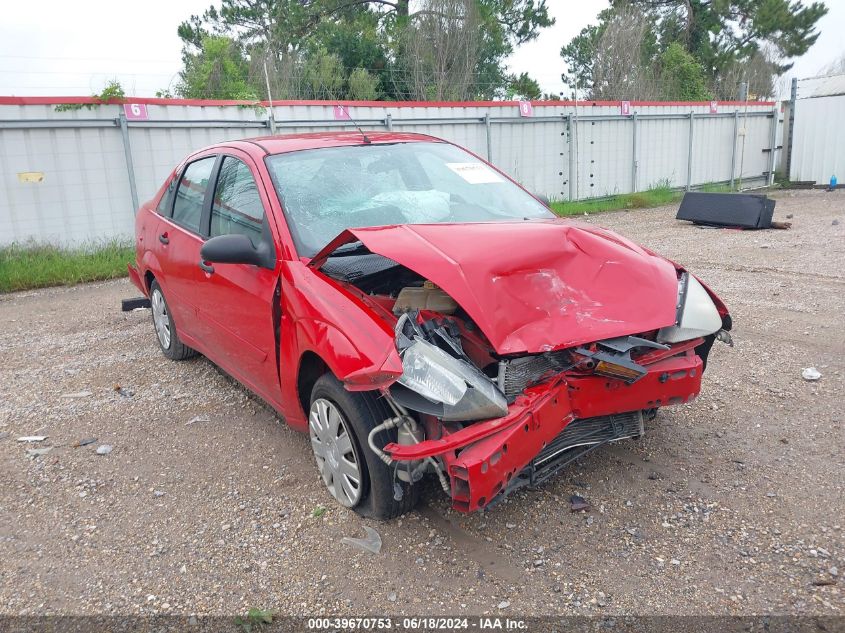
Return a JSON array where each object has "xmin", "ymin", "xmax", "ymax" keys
[{"xmin": 210, "ymin": 131, "xmax": 443, "ymax": 158}]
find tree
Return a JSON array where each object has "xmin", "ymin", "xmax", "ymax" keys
[
  {"xmin": 590, "ymin": 4, "xmax": 658, "ymax": 99},
  {"xmin": 506, "ymin": 72, "xmax": 542, "ymax": 100},
  {"xmin": 620, "ymin": 0, "xmax": 828, "ymax": 77},
  {"xmin": 562, "ymin": 0, "xmax": 828, "ymax": 100},
  {"xmin": 177, "ymin": 36, "xmax": 257, "ymax": 99},
  {"xmin": 659, "ymin": 42, "xmax": 711, "ymax": 100},
  {"xmin": 177, "ymin": 0, "xmax": 554, "ymax": 100},
  {"xmin": 347, "ymin": 68, "xmax": 381, "ymax": 100}
]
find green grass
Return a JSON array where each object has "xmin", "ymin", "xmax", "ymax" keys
[
  {"xmin": 550, "ymin": 182, "xmax": 734, "ymax": 217},
  {"xmin": 0, "ymin": 241, "xmax": 134, "ymax": 293}
]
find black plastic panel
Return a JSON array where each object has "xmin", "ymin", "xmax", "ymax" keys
[{"xmin": 676, "ymin": 192, "xmax": 775, "ymax": 229}]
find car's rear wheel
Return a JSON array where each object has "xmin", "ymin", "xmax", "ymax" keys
[
  {"xmin": 149, "ymin": 280, "xmax": 197, "ymax": 361},
  {"xmin": 309, "ymin": 374, "xmax": 420, "ymax": 519}
]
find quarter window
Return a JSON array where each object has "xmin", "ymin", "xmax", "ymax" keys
[
  {"xmin": 172, "ymin": 157, "xmax": 216, "ymax": 233},
  {"xmin": 210, "ymin": 157, "xmax": 266, "ymax": 247}
]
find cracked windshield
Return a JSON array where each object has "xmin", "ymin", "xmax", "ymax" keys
[{"xmin": 265, "ymin": 141, "xmax": 553, "ymax": 257}]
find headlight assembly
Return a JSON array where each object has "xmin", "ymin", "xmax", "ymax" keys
[
  {"xmin": 392, "ymin": 314, "xmax": 508, "ymax": 422},
  {"xmin": 657, "ymin": 273, "xmax": 723, "ymax": 344}
]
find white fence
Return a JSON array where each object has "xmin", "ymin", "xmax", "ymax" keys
[
  {"xmin": 789, "ymin": 74, "xmax": 845, "ymax": 185},
  {"xmin": 0, "ymin": 97, "xmax": 778, "ymax": 247}
]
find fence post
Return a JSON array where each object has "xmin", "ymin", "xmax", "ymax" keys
[
  {"xmin": 631, "ymin": 110, "xmax": 638, "ymax": 193},
  {"xmin": 385, "ymin": 113, "xmax": 393, "ymax": 131},
  {"xmin": 118, "ymin": 111, "xmax": 140, "ymax": 215},
  {"xmin": 567, "ymin": 114, "xmax": 575, "ymax": 201},
  {"xmin": 786, "ymin": 77, "xmax": 798, "ymax": 179},
  {"xmin": 767, "ymin": 106, "xmax": 778, "ymax": 186},
  {"xmin": 484, "ymin": 113, "xmax": 492, "ymax": 163},
  {"xmin": 686, "ymin": 111, "xmax": 694, "ymax": 191},
  {"xmin": 730, "ymin": 109, "xmax": 738, "ymax": 190}
]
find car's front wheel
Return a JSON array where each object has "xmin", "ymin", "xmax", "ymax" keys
[
  {"xmin": 149, "ymin": 280, "xmax": 197, "ymax": 361},
  {"xmin": 309, "ymin": 374, "xmax": 420, "ymax": 519}
]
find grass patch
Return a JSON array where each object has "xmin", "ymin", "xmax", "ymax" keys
[
  {"xmin": 0, "ymin": 241, "xmax": 134, "ymax": 293},
  {"xmin": 550, "ymin": 182, "xmax": 734, "ymax": 217}
]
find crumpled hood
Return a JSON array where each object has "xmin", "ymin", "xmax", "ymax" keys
[{"xmin": 309, "ymin": 220, "xmax": 680, "ymax": 355}]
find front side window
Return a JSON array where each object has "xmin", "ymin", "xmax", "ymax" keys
[
  {"xmin": 210, "ymin": 157, "xmax": 266, "ymax": 247},
  {"xmin": 172, "ymin": 156, "xmax": 216, "ymax": 233},
  {"xmin": 265, "ymin": 141, "xmax": 553, "ymax": 257}
]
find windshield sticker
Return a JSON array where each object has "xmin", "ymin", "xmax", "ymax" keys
[{"xmin": 446, "ymin": 162, "xmax": 504, "ymax": 184}]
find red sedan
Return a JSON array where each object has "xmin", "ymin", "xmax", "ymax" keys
[{"xmin": 128, "ymin": 131, "xmax": 732, "ymax": 518}]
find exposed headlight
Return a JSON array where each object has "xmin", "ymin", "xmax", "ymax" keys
[
  {"xmin": 657, "ymin": 273, "xmax": 723, "ymax": 344},
  {"xmin": 393, "ymin": 315, "xmax": 508, "ymax": 422},
  {"xmin": 398, "ymin": 339, "xmax": 468, "ymax": 406}
]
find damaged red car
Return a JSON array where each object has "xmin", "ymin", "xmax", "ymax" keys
[{"xmin": 128, "ymin": 131, "xmax": 732, "ymax": 518}]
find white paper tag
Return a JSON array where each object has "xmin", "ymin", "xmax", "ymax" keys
[{"xmin": 446, "ymin": 162, "xmax": 504, "ymax": 184}]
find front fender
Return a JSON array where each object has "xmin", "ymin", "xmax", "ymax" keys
[{"xmin": 279, "ymin": 260, "xmax": 402, "ymax": 427}]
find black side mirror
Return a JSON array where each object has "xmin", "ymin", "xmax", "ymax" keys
[
  {"xmin": 200, "ymin": 234, "xmax": 274, "ymax": 269},
  {"xmin": 535, "ymin": 193, "xmax": 550, "ymax": 207}
]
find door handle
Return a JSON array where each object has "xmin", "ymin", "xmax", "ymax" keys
[
  {"xmin": 199, "ymin": 260, "xmax": 215, "ymax": 274},
  {"xmin": 158, "ymin": 233, "xmax": 169, "ymax": 245}
]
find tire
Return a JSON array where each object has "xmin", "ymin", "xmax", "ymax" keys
[
  {"xmin": 309, "ymin": 374, "xmax": 420, "ymax": 519},
  {"xmin": 149, "ymin": 280, "xmax": 197, "ymax": 361}
]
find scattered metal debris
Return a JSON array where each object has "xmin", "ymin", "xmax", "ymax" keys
[
  {"xmin": 17, "ymin": 436, "xmax": 48, "ymax": 443},
  {"xmin": 61, "ymin": 391, "xmax": 93, "ymax": 399},
  {"xmin": 96, "ymin": 445, "xmax": 113, "ymax": 455},
  {"xmin": 186, "ymin": 416, "xmax": 211, "ymax": 425},
  {"xmin": 26, "ymin": 447, "xmax": 53, "ymax": 457},
  {"xmin": 341, "ymin": 526, "xmax": 382, "ymax": 554},
  {"xmin": 801, "ymin": 367, "xmax": 822, "ymax": 381}
]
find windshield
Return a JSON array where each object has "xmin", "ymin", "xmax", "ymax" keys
[{"xmin": 265, "ymin": 141, "xmax": 553, "ymax": 257}]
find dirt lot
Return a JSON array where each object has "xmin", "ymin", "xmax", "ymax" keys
[{"xmin": 0, "ymin": 190, "xmax": 843, "ymax": 618}]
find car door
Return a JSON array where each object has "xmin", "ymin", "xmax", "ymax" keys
[
  {"xmin": 191, "ymin": 152, "xmax": 282, "ymax": 404},
  {"xmin": 153, "ymin": 154, "xmax": 218, "ymax": 344}
]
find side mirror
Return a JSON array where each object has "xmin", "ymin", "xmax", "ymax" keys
[
  {"xmin": 535, "ymin": 193, "xmax": 550, "ymax": 207},
  {"xmin": 200, "ymin": 234, "xmax": 274, "ymax": 269}
]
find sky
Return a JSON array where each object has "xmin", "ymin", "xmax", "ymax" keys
[{"xmin": 0, "ymin": 0, "xmax": 843, "ymax": 98}]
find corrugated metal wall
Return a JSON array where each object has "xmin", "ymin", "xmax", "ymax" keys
[
  {"xmin": 790, "ymin": 76, "xmax": 845, "ymax": 184},
  {"xmin": 0, "ymin": 99, "xmax": 776, "ymax": 246}
]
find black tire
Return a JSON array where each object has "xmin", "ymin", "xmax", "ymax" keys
[
  {"xmin": 310, "ymin": 374, "xmax": 420, "ymax": 519},
  {"xmin": 149, "ymin": 280, "xmax": 197, "ymax": 361}
]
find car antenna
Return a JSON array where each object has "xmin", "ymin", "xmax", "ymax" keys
[{"xmin": 345, "ymin": 109, "xmax": 371, "ymax": 144}]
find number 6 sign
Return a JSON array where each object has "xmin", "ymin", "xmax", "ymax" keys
[{"xmin": 123, "ymin": 103, "xmax": 149, "ymax": 120}]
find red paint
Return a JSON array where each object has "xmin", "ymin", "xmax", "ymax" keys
[
  {"xmin": 309, "ymin": 221, "xmax": 680, "ymax": 355},
  {"xmin": 0, "ymin": 95, "xmax": 776, "ymax": 108},
  {"xmin": 130, "ymin": 130, "xmax": 730, "ymax": 512}
]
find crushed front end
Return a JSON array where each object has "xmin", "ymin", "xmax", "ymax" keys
[{"xmin": 311, "ymin": 222, "xmax": 733, "ymax": 512}]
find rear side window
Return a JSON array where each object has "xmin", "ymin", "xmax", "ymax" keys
[
  {"xmin": 172, "ymin": 157, "xmax": 216, "ymax": 233},
  {"xmin": 156, "ymin": 174, "xmax": 178, "ymax": 216},
  {"xmin": 210, "ymin": 157, "xmax": 266, "ymax": 247}
]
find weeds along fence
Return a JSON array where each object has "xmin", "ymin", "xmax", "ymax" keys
[{"xmin": 0, "ymin": 97, "xmax": 779, "ymax": 247}]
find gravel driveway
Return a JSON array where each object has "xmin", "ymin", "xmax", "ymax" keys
[{"xmin": 1, "ymin": 190, "xmax": 842, "ymax": 618}]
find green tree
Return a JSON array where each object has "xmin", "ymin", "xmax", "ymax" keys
[
  {"xmin": 506, "ymin": 72, "xmax": 542, "ymax": 99},
  {"xmin": 177, "ymin": 36, "xmax": 257, "ymax": 99},
  {"xmin": 177, "ymin": 0, "xmax": 554, "ymax": 101},
  {"xmin": 659, "ymin": 42, "xmax": 711, "ymax": 100},
  {"xmin": 347, "ymin": 68, "xmax": 381, "ymax": 100},
  {"xmin": 562, "ymin": 0, "xmax": 828, "ymax": 99}
]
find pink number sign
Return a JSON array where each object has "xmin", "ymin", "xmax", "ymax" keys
[
  {"xmin": 123, "ymin": 103, "xmax": 148, "ymax": 120},
  {"xmin": 333, "ymin": 105, "xmax": 351, "ymax": 120},
  {"xmin": 709, "ymin": 100, "xmax": 718, "ymax": 114},
  {"xmin": 620, "ymin": 100, "xmax": 631, "ymax": 116},
  {"xmin": 518, "ymin": 100, "xmax": 534, "ymax": 117}
]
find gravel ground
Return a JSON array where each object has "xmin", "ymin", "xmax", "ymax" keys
[{"xmin": 0, "ymin": 189, "xmax": 843, "ymax": 618}]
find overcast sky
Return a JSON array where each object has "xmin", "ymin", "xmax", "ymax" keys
[{"xmin": 1, "ymin": 0, "xmax": 843, "ymax": 98}]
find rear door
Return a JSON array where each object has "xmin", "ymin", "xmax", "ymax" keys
[
  {"xmin": 152, "ymin": 154, "xmax": 218, "ymax": 343},
  {"xmin": 191, "ymin": 152, "xmax": 282, "ymax": 403}
]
